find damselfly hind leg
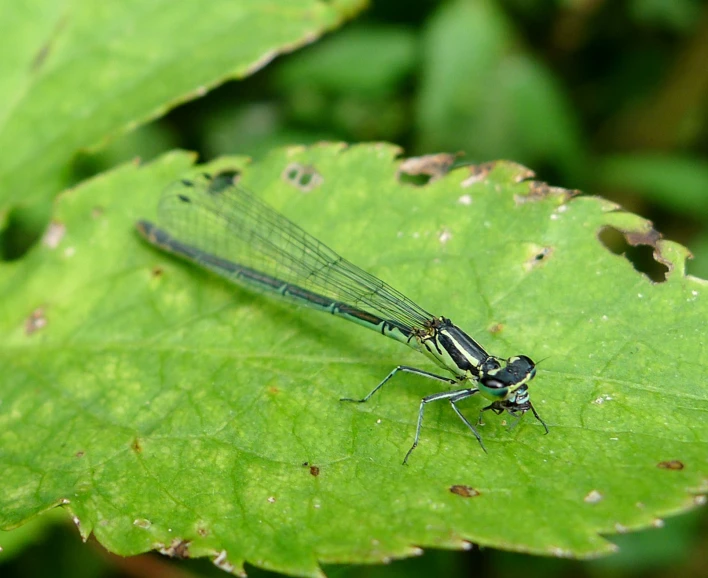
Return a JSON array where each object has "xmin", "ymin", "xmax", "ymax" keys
[
  {"xmin": 340, "ymin": 365, "xmax": 456, "ymax": 403},
  {"xmin": 403, "ymin": 387, "xmax": 483, "ymax": 465}
]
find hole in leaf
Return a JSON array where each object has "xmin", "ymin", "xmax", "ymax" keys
[
  {"xmin": 208, "ymin": 170, "xmax": 240, "ymax": 194},
  {"xmin": 598, "ymin": 226, "xmax": 669, "ymax": 282},
  {"xmin": 524, "ymin": 245, "xmax": 554, "ymax": 272},
  {"xmin": 281, "ymin": 163, "xmax": 322, "ymax": 192},
  {"xmin": 398, "ymin": 172, "xmax": 433, "ymax": 187}
]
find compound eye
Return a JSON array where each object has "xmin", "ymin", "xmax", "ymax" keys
[
  {"xmin": 507, "ymin": 355, "xmax": 536, "ymax": 380},
  {"xmin": 481, "ymin": 358, "xmax": 502, "ymax": 374},
  {"xmin": 509, "ymin": 355, "xmax": 535, "ymax": 370},
  {"xmin": 485, "ymin": 378, "xmax": 504, "ymax": 390},
  {"xmin": 483, "ymin": 377, "xmax": 510, "ymax": 394}
]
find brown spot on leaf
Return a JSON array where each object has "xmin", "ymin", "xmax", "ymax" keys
[
  {"xmin": 131, "ymin": 438, "xmax": 142, "ymax": 453},
  {"xmin": 460, "ymin": 162, "xmax": 496, "ymax": 187},
  {"xmin": 397, "ymin": 153, "xmax": 458, "ymax": 186},
  {"xmin": 488, "ymin": 323, "xmax": 503, "ymax": 334},
  {"xmin": 515, "ymin": 181, "xmax": 579, "ymax": 204},
  {"xmin": 623, "ymin": 227, "xmax": 662, "ymax": 247},
  {"xmin": 25, "ymin": 308, "xmax": 47, "ymax": 335},
  {"xmin": 159, "ymin": 539, "xmax": 191, "ymax": 559},
  {"xmin": 309, "ymin": 465, "xmax": 320, "ymax": 477},
  {"xmin": 460, "ymin": 161, "xmax": 538, "ymax": 188},
  {"xmin": 76, "ymin": 451, "xmax": 85, "ymax": 458},
  {"xmin": 657, "ymin": 460, "xmax": 684, "ymax": 470},
  {"xmin": 151, "ymin": 266, "xmax": 163, "ymax": 278},
  {"xmin": 449, "ymin": 485, "xmax": 480, "ymax": 498}
]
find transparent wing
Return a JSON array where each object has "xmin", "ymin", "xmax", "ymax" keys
[{"xmin": 154, "ymin": 173, "xmax": 434, "ymax": 330}]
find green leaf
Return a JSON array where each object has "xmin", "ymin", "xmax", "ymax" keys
[
  {"xmin": 1, "ymin": 144, "xmax": 706, "ymax": 576},
  {"xmin": 0, "ymin": 0, "xmax": 366, "ymax": 213},
  {"xmin": 596, "ymin": 154, "xmax": 708, "ymax": 216},
  {"xmin": 416, "ymin": 0, "xmax": 585, "ymax": 179},
  {"xmin": 275, "ymin": 25, "xmax": 418, "ymax": 97}
]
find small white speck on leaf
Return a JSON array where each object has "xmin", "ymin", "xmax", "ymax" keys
[
  {"xmin": 42, "ymin": 222, "xmax": 66, "ymax": 249},
  {"xmin": 439, "ymin": 229, "xmax": 452, "ymax": 244},
  {"xmin": 584, "ymin": 490, "xmax": 603, "ymax": 504}
]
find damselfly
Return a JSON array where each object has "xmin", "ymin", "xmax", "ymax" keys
[{"xmin": 136, "ymin": 172, "xmax": 548, "ymax": 463}]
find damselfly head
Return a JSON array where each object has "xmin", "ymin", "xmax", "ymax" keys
[{"xmin": 478, "ymin": 354, "xmax": 536, "ymax": 401}]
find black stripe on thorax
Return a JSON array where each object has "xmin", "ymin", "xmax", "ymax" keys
[{"xmin": 436, "ymin": 323, "xmax": 489, "ymax": 374}]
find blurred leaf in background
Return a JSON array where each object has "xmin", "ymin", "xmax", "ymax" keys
[{"xmin": 416, "ymin": 0, "xmax": 586, "ymax": 181}]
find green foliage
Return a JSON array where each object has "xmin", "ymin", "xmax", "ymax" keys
[
  {"xmin": 1, "ymin": 144, "xmax": 706, "ymax": 576},
  {"xmin": 0, "ymin": 0, "xmax": 366, "ymax": 213},
  {"xmin": 416, "ymin": 0, "xmax": 584, "ymax": 178},
  {"xmin": 597, "ymin": 154, "xmax": 708, "ymax": 217}
]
